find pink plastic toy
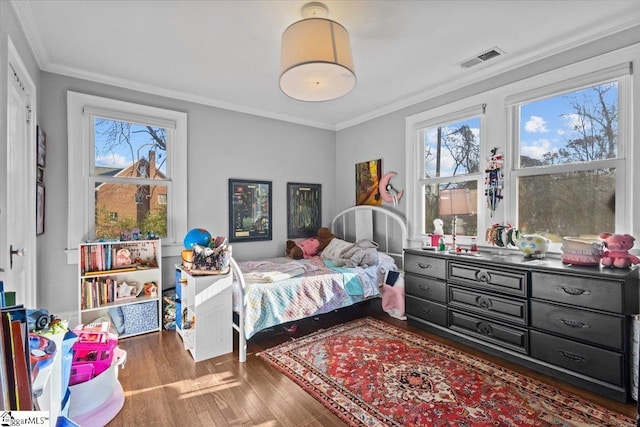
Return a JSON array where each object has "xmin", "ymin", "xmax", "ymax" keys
[{"xmin": 600, "ymin": 233, "xmax": 640, "ymax": 268}]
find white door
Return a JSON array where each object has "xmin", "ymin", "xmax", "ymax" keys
[{"xmin": 0, "ymin": 35, "xmax": 37, "ymax": 308}]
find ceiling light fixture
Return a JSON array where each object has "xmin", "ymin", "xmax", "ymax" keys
[{"xmin": 279, "ymin": 2, "xmax": 356, "ymax": 102}]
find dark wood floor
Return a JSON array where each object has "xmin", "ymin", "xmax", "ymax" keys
[{"xmin": 109, "ymin": 299, "xmax": 636, "ymax": 426}]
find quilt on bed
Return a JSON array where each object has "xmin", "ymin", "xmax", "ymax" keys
[{"xmin": 233, "ymin": 255, "xmax": 395, "ymax": 339}]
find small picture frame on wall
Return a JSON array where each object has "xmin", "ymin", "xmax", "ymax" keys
[
  {"xmin": 36, "ymin": 183, "xmax": 45, "ymax": 235},
  {"xmin": 287, "ymin": 182, "xmax": 321, "ymax": 238},
  {"xmin": 228, "ymin": 179, "xmax": 272, "ymax": 242},
  {"xmin": 37, "ymin": 126, "xmax": 46, "ymax": 168},
  {"xmin": 355, "ymin": 158, "xmax": 382, "ymax": 206}
]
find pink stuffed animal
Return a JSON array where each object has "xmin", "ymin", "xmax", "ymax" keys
[
  {"xmin": 600, "ymin": 233, "xmax": 640, "ymax": 268},
  {"xmin": 297, "ymin": 238, "xmax": 320, "ymax": 259}
]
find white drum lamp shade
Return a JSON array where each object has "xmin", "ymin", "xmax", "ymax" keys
[{"xmin": 280, "ymin": 13, "xmax": 356, "ymax": 102}]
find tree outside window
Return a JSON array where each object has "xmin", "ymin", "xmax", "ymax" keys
[
  {"xmin": 422, "ymin": 117, "xmax": 480, "ymax": 236},
  {"xmin": 93, "ymin": 119, "xmax": 169, "ymax": 239},
  {"xmin": 516, "ymin": 82, "xmax": 618, "ymax": 241}
]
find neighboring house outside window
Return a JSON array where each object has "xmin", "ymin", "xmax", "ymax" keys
[
  {"xmin": 407, "ymin": 57, "xmax": 632, "ymax": 253},
  {"xmin": 67, "ymin": 92, "xmax": 187, "ymax": 262}
]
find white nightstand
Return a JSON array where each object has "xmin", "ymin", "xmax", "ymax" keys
[{"xmin": 177, "ymin": 270, "xmax": 233, "ymax": 362}]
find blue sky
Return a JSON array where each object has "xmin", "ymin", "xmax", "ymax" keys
[
  {"xmin": 94, "ymin": 120, "xmax": 167, "ymax": 174},
  {"xmin": 424, "ymin": 117, "xmax": 480, "ymax": 177},
  {"xmin": 519, "ymin": 83, "xmax": 617, "ymax": 162},
  {"xmin": 424, "ymin": 82, "xmax": 617, "ymax": 176}
]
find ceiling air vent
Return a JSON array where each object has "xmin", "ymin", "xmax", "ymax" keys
[{"xmin": 458, "ymin": 47, "xmax": 505, "ymax": 69}]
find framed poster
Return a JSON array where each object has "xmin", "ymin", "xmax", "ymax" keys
[
  {"xmin": 36, "ymin": 183, "xmax": 45, "ymax": 235},
  {"xmin": 355, "ymin": 158, "xmax": 382, "ymax": 206},
  {"xmin": 228, "ymin": 179, "xmax": 272, "ymax": 242},
  {"xmin": 37, "ymin": 126, "xmax": 46, "ymax": 168},
  {"xmin": 287, "ymin": 182, "xmax": 321, "ymax": 238}
]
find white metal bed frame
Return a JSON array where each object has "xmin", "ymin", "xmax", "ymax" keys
[{"xmin": 230, "ymin": 205, "xmax": 408, "ymax": 362}]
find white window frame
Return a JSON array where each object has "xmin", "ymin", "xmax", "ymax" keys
[
  {"xmin": 506, "ymin": 64, "xmax": 631, "ymax": 251},
  {"xmin": 66, "ymin": 91, "xmax": 187, "ymax": 263},
  {"xmin": 406, "ymin": 101, "xmax": 486, "ymax": 244},
  {"xmin": 406, "ymin": 47, "xmax": 637, "ymax": 252}
]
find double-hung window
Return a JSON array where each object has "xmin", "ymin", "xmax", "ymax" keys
[
  {"xmin": 406, "ymin": 104, "xmax": 484, "ymax": 242},
  {"xmin": 407, "ymin": 60, "xmax": 632, "ymax": 252},
  {"xmin": 507, "ymin": 64, "xmax": 630, "ymax": 246},
  {"xmin": 67, "ymin": 92, "xmax": 187, "ymax": 261}
]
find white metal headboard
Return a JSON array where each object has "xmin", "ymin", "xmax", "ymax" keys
[{"xmin": 330, "ymin": 205, "xmax": 408, "ymax": 269}]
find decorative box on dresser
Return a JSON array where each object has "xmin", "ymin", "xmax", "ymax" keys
[{"xmin": 404, "ymin": 248, "xmax": 639, "ymax": 402}]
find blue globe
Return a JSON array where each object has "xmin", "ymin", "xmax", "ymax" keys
[{"xmin": 183, "ymin": 228, "xmax": 211, "ymax": 249}]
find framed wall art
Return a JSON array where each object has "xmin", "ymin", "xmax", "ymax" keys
[
  {"xmin": 36, "ymin": 183, "xmax": 45, "ymax": 235},
  {"xmin": 37, "ymin": 126, "xmax": 46, "ymax": 168},
  {"xmin": 228, "ymin": 179, "xmax": 272, "ymax": 242},
  {"xmin": 287, "ymin": 182, "xmax": 321, "ymax": 238},
  {"xmin": 355, "ymin": 158, "xmax": 382, "ymax": 206}
]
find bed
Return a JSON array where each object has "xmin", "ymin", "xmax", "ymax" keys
[{"xmin": 230, "ymin": 205, "xmax": 407, "ymax": 362}]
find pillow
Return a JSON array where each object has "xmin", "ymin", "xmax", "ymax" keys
[
  {"xmin": 108, "ymin": 307, "xmax": 125, "ymax": 334},
  {"xmin": 377, "ymin": 252, "xmax": 396, "ymax": 267},
  {"xmin": 321, "ymin": 238, "xmax": 352, "ymax": 260}
]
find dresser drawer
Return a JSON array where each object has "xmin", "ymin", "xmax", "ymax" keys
[
  {"xmin": 531, "ymin": 272, "xmax": 623, "ymax": 313},
  {"xmin": 531, "ymin": 300, "xmax": 624, "ymax": 350},
  {"xmin": 449, "ymin": 285, "xmax": 527, "ymax": 325},
  {"xmin": 449, "ymin": 310, "xmax": 528, "ymax": 354},
  {"xmin": 530, "ymin": 330, "xmax": 624, "ymax": 386},
  {"xmin": 406, "ymin": 295, "xmax": 447, "ymax": 326},
  {"xmin": 405, "ymin": 274, "xmax": 446, "ymax": 303},
  {"xmin": 404, "ymin": 253, "xmax": 446, "ymax": 279},
  {"xmin": 449, "ymin": 262, "xmax": 528, "ymax": 297}
]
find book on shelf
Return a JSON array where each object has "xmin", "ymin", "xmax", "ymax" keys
[
  {"xmin": 1, "ymin": 306, "xmax": 32, "ymax": 410},
  {"xmin": 81, "ymin": 277, "xmax": 145, "ymax": 310},
  {"xmin": 81, "ymin": 242, "xmax": 143, "ymax": 274}
]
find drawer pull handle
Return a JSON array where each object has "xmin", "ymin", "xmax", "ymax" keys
[
  {"xmin": 558, "ymin": 318, "xmax": 590, "ymax": 329},
  {"xmin": 558, "ymin": 286, "xmax": 591, "ymax": 296},
  {"xmin": 417, "ymin": 262, "xmax": 433, "ymax": 270},
  {"xmin": 476, "ymin": 271, "xmax": 491, "ymax": 283},
  {"xmin": 419, "ymin": 307, "xmax": 432, "ymax": 315},
  {"xmin": 475, "ymin": 296, "xmax": 492, "ymax": 309},
  {"xmin": 418, "ymin": 285, "xmax": 431, "ymax": 292},
  {"xmin": 477, "ymin": 321, "xmax": 493, "ymax": 336},
  {"xmin": 557, "ymin": 349, "xmax": 586, "ymax": 363}
]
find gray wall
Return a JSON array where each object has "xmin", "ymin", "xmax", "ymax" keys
[
  {"xmin": 38, "ymin": 72, "xmax": 336, "ymax": 315},
  {"xmin": 334, "ymin": 25, "xmax": 640, "ymax": 221},
  {"xmin": 6, "ymin": 0, "xmax": 640, "ymax": 318}
]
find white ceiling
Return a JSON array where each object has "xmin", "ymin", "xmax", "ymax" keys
[{"xmin": 11, "ymin": 0, "xmax": 640, "ymax": 130}]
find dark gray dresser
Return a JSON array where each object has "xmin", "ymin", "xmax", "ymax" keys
[{"xmin": 404, "ymin": 248, "xmax": 640, "ymax": 402}]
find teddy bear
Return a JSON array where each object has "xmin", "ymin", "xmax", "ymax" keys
[
  {"xmin": 600, "ymin": 232, "xmax": 640, "ymax": 268},
  {"xmin": 286, "ymin": 227, "xmax": 335, "ymax": 260}
]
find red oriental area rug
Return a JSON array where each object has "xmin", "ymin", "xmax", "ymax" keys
[{"xmin": 258, "ymin": 317, "xmax": 635, "ymax": 426}]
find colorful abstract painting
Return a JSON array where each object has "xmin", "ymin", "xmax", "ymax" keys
[{"xmin": 355, "ymin": 159, "xmax": 382, "ymax": 206}]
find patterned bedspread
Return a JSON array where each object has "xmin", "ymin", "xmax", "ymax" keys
[{"xmin": 233, "ymin": 256, "xmax": 394, "ymax": 339}]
